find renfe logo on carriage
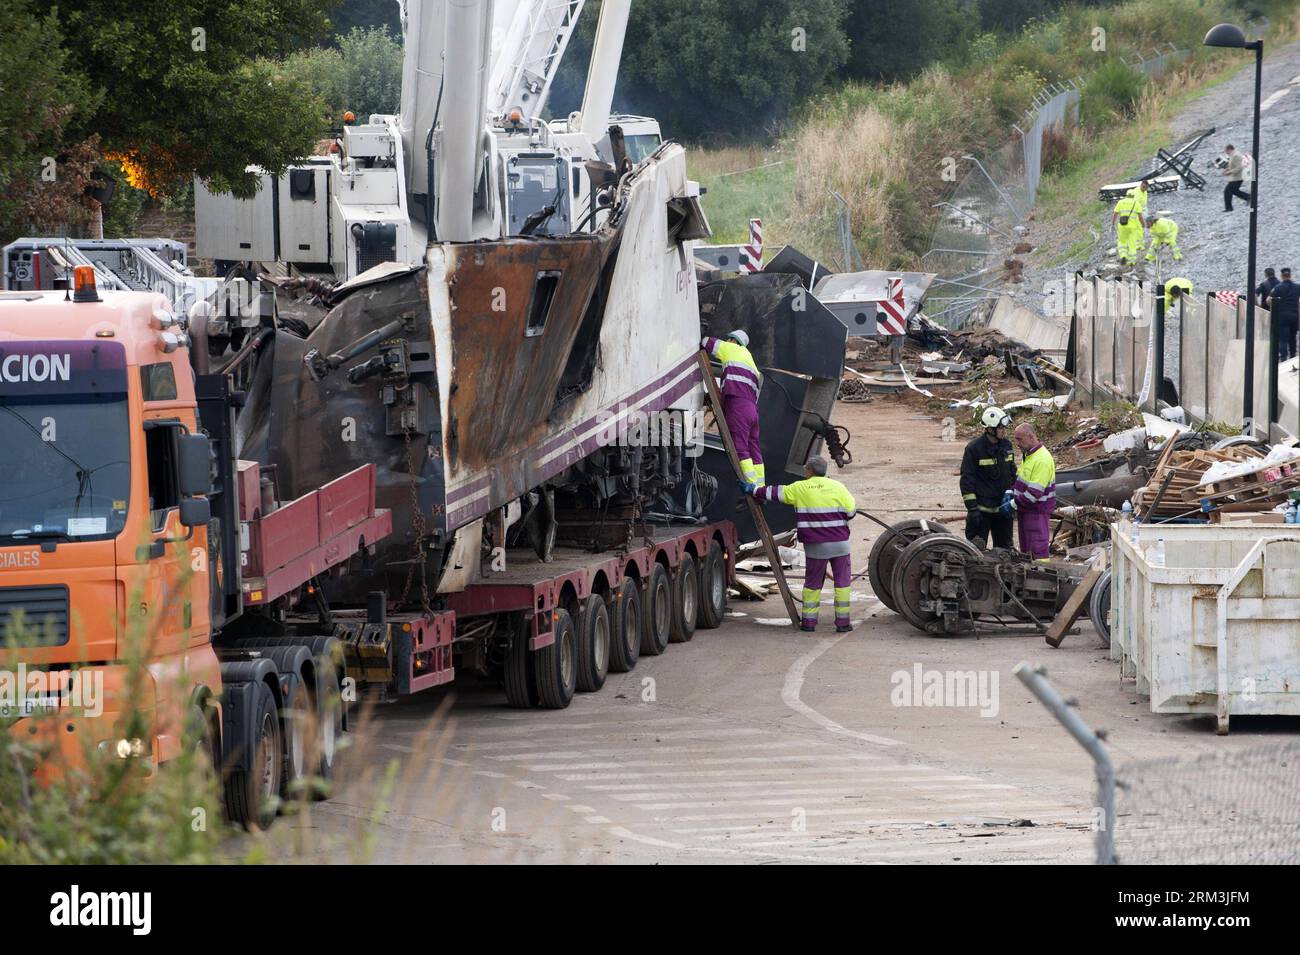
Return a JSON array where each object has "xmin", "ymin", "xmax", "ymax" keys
[{"xmin": 0, "ymin": 351, "xmax": 71, "ymax": 383}]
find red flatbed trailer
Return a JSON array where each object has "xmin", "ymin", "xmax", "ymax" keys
[{"xmin": 374, "ymin": 521, "xmax": 738, "ymax": 708}]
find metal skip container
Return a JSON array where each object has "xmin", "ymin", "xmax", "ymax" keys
[{"xmin": 1110, "ymin": 522, "xmax": 1300, "ymax": 732}]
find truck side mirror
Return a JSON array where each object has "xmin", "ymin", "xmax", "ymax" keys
[
  {"xmin": 178, "ymin": 434, "xmax": 212, "ymax": 497},
  {"xmin": 179, "ymin": 496, "xmax": 210, "ymax": 528}
]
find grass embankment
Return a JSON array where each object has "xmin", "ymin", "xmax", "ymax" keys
[{"xmin": 689, "ymin": 0, "xmax": 1300, "ymax": 270}]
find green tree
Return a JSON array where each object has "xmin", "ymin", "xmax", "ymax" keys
[
  {"xmin": 978, "ymin": 0, "xmax": 1066, "ymax": 32},
  {"xmin": 56, "ymin": 0, "xmax": 334, "ymax": 198},
  {"xmin": 328, "ymin": 0, "xmax": 401, "ymax": 38},
  {"xmin": 0, "ymin": 1, "xmax": 103, "ymax": 242},
  {"xmin": 283, "ymin": 26, "xmax": 403, "ymax": 123},
  {"xmin": 842, "ymin": 0, "xmax": 971, "ymax": 83},
  {"xmin": 552, "ymin": 0, "xmax": 851, "ymax": 142}
]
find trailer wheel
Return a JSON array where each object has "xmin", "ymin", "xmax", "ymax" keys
[
  {"xmin": 535, "ymin": 608, "xmax": 577, "ymax": 709},
  {"xmin": 313, "ymin": 663, "xmax": 344, "ymax": 795},
  {"xmin": 224, "ymin": 681, "xmax": 283, "ymax": 831},
  {"xmin": 641, "ymin": 564, "xmax": 672, "ymax": 656},
  {"xmin": 280, "ymin": 682, "xmax": 311, "ymax": 805},
  {"xmin": 697, "ymin": 541, "xmax": 727, "ymax": 630},
  {"xmin": 608, "ymin": 580, "xmax": 641, "ymax": 672},
  {"xmin": 504, "ymin": 617, "xmax": 538, "ymax": 708},
  {"xmin": 576, "ymin": 596, "xmax": 611, "ymax": 693},
  {"xmin": 670, "ymin": 554, "xmax": 699, "ymax": 643}
]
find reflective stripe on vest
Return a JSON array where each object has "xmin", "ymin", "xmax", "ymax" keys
[
  {"xmin": 757, "ymin": 477, "xmax": 856, "ymax": 544},
  {"xmin": 707, "ymin": 338, "xmax": 762, "ymax": 400}
]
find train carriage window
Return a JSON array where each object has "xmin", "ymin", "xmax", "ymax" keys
[
  {"xmin": 666, "ymin": 196, "xmax": 711, "ymax": 244},
  {"xmin": 526, "ymin": 271, "xmax": 562, "ymax": 337}
]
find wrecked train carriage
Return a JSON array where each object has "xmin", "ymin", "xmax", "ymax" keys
[{"xmin": 240, "ymin": 144, "xmax": 714, "ymax": 602}]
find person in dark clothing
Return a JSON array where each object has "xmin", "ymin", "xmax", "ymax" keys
[
  {"xmin": 1267, "ymin": 268, "xmax": 1300, "ymax": 363},
  {"xmin": 1257, "ymin": 267, "xmax": 1279, "ymax": 308},
  {"xmin": 960, "ymin": 406, "xmax": 1016, "ymax": 550}
]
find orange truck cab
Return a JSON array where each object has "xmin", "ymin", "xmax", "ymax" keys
[{"xmin": 0, "ymin": 271, "xmax": 390, "ymax": 828}]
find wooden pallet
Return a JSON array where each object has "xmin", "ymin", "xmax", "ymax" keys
[
  {"xmin": 1133, "ymin": 445, "xmax": 1269, "ymax": 518},
  {"xmin": 1182, "ymin": 467, "xmax": 1300, "ymax": 507}
]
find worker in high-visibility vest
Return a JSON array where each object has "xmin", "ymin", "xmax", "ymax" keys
[
  {"xmin": 750, "ymin": 455, "xmax": 856, "ymax": 632},
  {"xmin": 1165, "ymin": 277, "xmax": 1193, "ymax": 307},
  {"xmin": 1000, "ymin": 423, "xmax": 1056, "ymax": 559},
  {"xmin": 1125, "ymin": 180, "xmax": 1150, "ymax": 216},
  {"xmin": 1111, "ymin": 194, "xmax": 1146, "ymax": 267},
  {"xmin": 1146, "ymin": 216, "xmax": 1182, "ymax": 262},
  {"xmin": 702, "ymin": 329, "xmax": 764, "ymax": 485}
]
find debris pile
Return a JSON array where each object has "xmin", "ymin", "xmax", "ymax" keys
[
  {"xmin": 839, "ymin": 322, "xmax": 1040, "ymax": 402},
  {"xmin": 1130, "ymin": 443, "xmax": 1292, "ymax": 521}
]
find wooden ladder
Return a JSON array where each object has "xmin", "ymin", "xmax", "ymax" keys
[{"xmin": 697, "ymin": 352, "xmax": 801, "ymax": 627}]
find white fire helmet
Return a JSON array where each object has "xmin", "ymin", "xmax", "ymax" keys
[
  {"xmin": 981, "ymin": 406, "xmax": 1011, "ymax": 430},
  {"xmin": 727, "ymin": 329, "xmax": 750, "ymax": 347}
]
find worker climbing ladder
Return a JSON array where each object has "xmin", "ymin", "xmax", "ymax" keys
[{"xmin": 697, "ymin": 351, "xmax": 802, "ymax": 627}]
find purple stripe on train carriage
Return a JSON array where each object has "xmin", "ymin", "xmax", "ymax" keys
[
  {"xmin": 536, "ymin": 352, "xmax": 701, "ymax": 457},
  {"xmin": 445, "ymin": 366, "xmax": 700, "ymax": 523},
  {"xmin": 447, "ymin": 353, "xmax": 700, "ymax": 505}
]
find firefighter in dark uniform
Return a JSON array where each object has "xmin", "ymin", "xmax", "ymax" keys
[{"xmin": 960, "ymin": 406, "xmax": 1016, "ymax": 549}]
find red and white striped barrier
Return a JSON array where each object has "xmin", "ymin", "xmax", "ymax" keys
[
  {"xmin": 741, "ymin": 218, "xmax": 763, "ymax": 272},
  {"xmin": 876, "ymin": 276, "xmax": 907, "ymax": 336}
]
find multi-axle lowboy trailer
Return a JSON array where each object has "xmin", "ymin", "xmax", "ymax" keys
[{"xmin": 0, "ymin": 279, "xmax": 741, "ymax": 833}]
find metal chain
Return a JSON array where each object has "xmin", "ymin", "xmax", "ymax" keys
[{"xmin": 401, "ymin": 424, "xmax": 433, "ymax": 616}]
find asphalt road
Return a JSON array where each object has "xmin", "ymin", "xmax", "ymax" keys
[{"xmin": 248, "ymin": 398, "xmax": 1289, "ymax": 865}]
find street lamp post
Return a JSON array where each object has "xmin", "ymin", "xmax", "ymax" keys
[{"xmin": 1204, "ymin": 23, "xmax": 1264, "ymax": 433}]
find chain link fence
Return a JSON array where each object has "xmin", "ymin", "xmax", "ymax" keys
[
  {"xmin": 924, "ymin": 46, "xmax": 1188, "ymax": 330},
  {"xmin": 1019, "ymin": 663, "xmax": 1300, "ymax": 865},
  {"xmin": 1114, "ymin": 741, "xmax": 1300, "ymax": 864}
]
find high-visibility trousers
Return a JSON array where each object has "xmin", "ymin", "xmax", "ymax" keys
[
  {"xmin": 1146, "ymin": 224, "xmax": 1181, "ymax": 261},
  {"xmin": 1017, "ymin": 509, "xmax": 1052, "ymax": 559},
  {"xmin": 722, "ymin": 394, "xmax": 764, "ymax": 484},
  {"xmin": 1117, "ymin": 222, "xmax": 1143, "ymax": 263},
  {"xmin": 802, "ymin": 554, "xmax": 852, "ymax": 629}
]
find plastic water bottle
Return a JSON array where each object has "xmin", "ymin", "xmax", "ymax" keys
[
  {"xmin": 1151, "ymin": 537, "xmax": 1166, "ymax": 567},
  {"xmin": 1121, "ymin": 500, "xmax": 1139, "ymax": 548}
]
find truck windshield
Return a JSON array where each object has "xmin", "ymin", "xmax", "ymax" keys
[{"xmin": 0, "ymin": 395, "xmax": 130, "ymax": 542}]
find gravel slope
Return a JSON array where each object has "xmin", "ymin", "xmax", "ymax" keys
[{"xmin": 1016, "ymin": 40, "xmax": 1300, "ymax": 309}]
